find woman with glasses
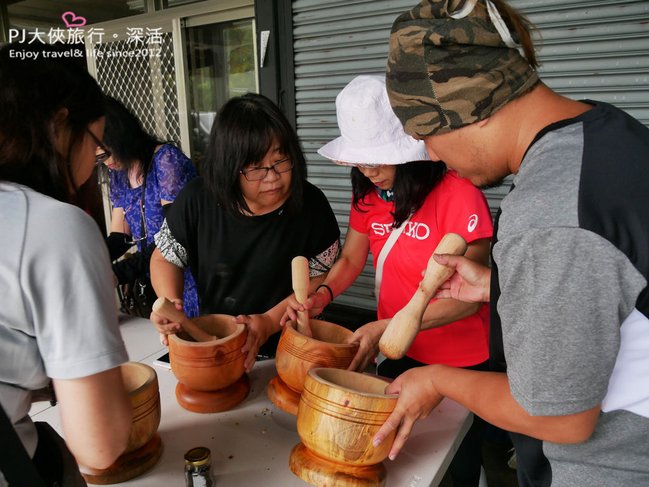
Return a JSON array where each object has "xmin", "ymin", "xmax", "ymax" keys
[
  {"xmin": 98, "ymin": 96, "xmax": 199, "ymax": 318},
  {"xmin": 0, "ymin": 43, "xmax": 132, "ymax": 484},
  {"xmin": 150, "ymin": 93, "xmax": 340, "ymax": 371}
]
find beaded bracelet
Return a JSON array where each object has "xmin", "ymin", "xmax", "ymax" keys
[{"xmin": 315, "ymin": 284, "xmax": 335, "ymax": 303}]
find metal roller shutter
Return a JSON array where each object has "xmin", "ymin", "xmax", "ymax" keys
[{"xmin": 292, "ymin": 0, "xmax": 649, "ymax": 311}]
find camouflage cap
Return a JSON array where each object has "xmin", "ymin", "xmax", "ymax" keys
[{"xmin": 386, "ymin": 0, "xmax": 539, "ymax": 137}]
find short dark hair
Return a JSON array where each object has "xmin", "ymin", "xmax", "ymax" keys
[
  {"xmin": 351, "ymin": 161, "xmax": 446, "ymax": 228},
  {"xmin": 200, "ymin": 93, "xmax": 306, "ymax": 216},
  {"xmin": 0, "ymin": 43, "xmax": 104, "ymax": 202},
  {"xmin": 102, "ymin": 96, "xmax": 165, "ymax": 177}
]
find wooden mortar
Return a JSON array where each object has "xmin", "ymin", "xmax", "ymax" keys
[
  {"xmin": 81, "ymin": 362, "xmax": 163, "ymax": 484},
  {"xmin": 267, "ymin": 319, "xmax": 359, "ymax": 415},
  {"xmin": 168, "ymin": 314, "xmax": 249, "ymax": 413},
  {"xmin": 290, "ymin": 367, "xmax": 398, "ymax": 487}
]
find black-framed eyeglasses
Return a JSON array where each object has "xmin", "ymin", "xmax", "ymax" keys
[
  {"xmin": 240, "ymin": 157, "xmax": 293, "ymax": 181},
  {"xmin": 86, "ymin": 128, "xmax": 112, "ymax": 166}
]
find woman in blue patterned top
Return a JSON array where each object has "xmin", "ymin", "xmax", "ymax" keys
[{"xmin": 99, "ymin": 96, "xmax": 199, "ymax": 317}]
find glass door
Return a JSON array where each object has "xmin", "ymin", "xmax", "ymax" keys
[{"xmin": 185, "ymin": 17, "xmax": 258, "ymax": 165}]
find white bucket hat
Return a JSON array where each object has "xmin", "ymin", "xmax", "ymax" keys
[{"xmin": 318, "ymin": 74, "xmax": 430, "ymax": 166}]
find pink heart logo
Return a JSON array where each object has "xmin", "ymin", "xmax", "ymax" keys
[{"xmin": 61, "ymin": 11, "xmax": 87, "ymax": 28}]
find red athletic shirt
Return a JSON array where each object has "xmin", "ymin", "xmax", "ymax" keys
[{"xmin": 349, "ymin": 171, "xmax": 493, "ymax": 366}]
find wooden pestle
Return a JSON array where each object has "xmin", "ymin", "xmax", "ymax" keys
[
  {"xmin": 152, "ymin": 297, "xmax": 214, "ymax": 342},
  {"xmin": 291, "ymin": 256, "xmax": 312, "ymax": 337},
  {"xmin": 378, "ymin": 233, "xmax": 468, "ymax": 360}
]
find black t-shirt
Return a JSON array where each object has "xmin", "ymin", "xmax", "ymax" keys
[{"xmin": 166, "ymin": 177, "xmax": 340, "ymax": 317}]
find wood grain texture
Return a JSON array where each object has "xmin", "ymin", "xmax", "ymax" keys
[
  {"xmin": 290, "ymin": 442, "xmax": 387, "ymax": 487},
  {"xmin": 80, "ymin": 363, "xmax": 163, "ymax": 483},
  {"xmin": 168, "ymin": 314, "xmax": 249, "ymax": 412},
  {"xmin": 291, "ymin": 256, "xmax": 312, "ymax": 337},
  {"xmin": 274, "ymin": 320, "xmax": 359, "ymax": 396},
  {"xmin": 120, "ymin": 362, "xmax": 161, "ymax": 453},
  {"xmin": 296, "ymin": 368, "xmax": 397, "ymax": 468},
  {"xmin": 80, "ymin": 433, "xmax": 163, "ymax": 484},
  {"xmin": 175, "ymin": 374, "xmax": 250, "ymax": 413},
  {"xmin": 267, "ymin": 375, "xmax": 301, "ymax": 415},
  {"xmin": 379, "ymin": 233, "xmax": 467, "ymax": 359}
]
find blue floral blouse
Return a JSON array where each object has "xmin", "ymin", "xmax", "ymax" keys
[{"xmin": 108, "ymin": 144, "xmax": 199, "ymax": 317}]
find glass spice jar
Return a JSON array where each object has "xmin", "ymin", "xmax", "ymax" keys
[{"xmin": 184, "ymin": 446, "xmax": 214, "ymax": 487}]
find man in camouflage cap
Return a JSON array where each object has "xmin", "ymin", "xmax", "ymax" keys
[
  {"xmin": 386, "ymin": 0, "xmax": 539, "ymax": 138},
  {"xmin": 373, "ymin": 1, "xmax": 649, "ymax": 487}
]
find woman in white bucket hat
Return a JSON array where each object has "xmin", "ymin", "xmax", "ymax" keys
[{"xmin": 284, "ymin": 74, "xmax": 493, "ymax": 487}]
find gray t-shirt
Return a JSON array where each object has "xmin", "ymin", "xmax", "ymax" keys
[
  {"xmin": 494, "ymin": 102, "xmax": 649, "ymax": 485},
  {"xmin": 0, "ymin": 183, "xmax": 127, "ymax": 457}
]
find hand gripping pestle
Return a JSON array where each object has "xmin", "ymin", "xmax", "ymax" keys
[
  {"xmin": 152, "ymin": 297, "xmax": 215, "ymax": 342},
  {"xmin": 291, "ymin": 256, "xmax": 313, "ymax": 337},
  {"xmin": 378, "ymin": 233, "xmax": 467, "ymax": 360}
]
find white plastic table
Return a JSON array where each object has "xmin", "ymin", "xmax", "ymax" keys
[{"xmin": 31, "ymin": 315, "xmax": 472, "ymax": 486}]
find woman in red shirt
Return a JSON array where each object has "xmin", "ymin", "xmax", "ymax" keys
[{"xmin": 284, "ymin": 75, "xmax": 493, "ymax": 487}]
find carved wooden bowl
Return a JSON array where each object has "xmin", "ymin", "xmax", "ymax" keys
[
  {"xmin": 289, "ymin": 367, "xmax": 397, "ymax": 487},
  {"xmin": 168, "ymin": 314, "xmax": 249, "ymax": 413},
  {"xmin": 267, "ymin": 319, "xmax": 359, "ymax": 415},
  {"xmin": 81, "ymin": 362, "xmax": 163, "ymax": 484},
  {"xmin": 122, "ymin": 362, "xmax": 161, "ymax": 452}
]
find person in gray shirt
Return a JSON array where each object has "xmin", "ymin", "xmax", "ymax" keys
[
  {"xmin": 0, "ymin": 43, "xmax": 132, "ymax": 485},
  {"xmin": 372, "ymin": 1, "xmax": 649, "ymax": 486}
]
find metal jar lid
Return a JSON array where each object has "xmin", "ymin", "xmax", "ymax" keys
[{"xmin": 184, "ymin": 446, "xmax": 211, "ymax": 467}]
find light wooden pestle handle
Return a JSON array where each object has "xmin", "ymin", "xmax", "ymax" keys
[
  {"xmin": 378, "ymin": 233, "xmax": 468, "ymax": 360},
  {"xmin": 291, "ymin": 256, "xmax": 312, "ymax": 337},
  {"xmin": 152, "ymin": 297, "xmax": 214, "ymax": 342}
]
